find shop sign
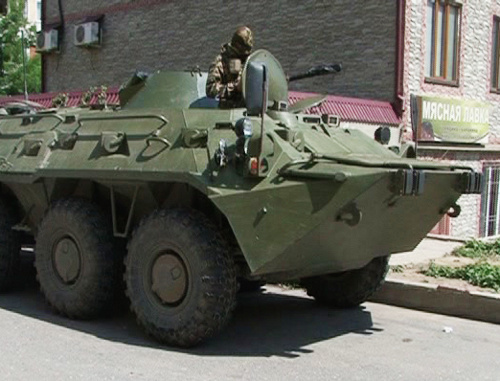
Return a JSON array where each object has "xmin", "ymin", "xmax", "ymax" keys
[{"xmin": 413, "ymin": 95, "xmax": 490, "ymax": 143}]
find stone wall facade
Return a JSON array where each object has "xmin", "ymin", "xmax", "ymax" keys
[
  {"xmin": 42, "ymin": 0, "xmax": 398, "ymax": 102},
  {"xmin": 418, "ymin": 149, "xmax": 488, "ymax": 238},
  {"xmin": 404, "ymin": 0, "xmax": 500, "ymax": 238},
  {"xmin": 403, "ymin": 0, "xmax": 500, "ymax": 141}
]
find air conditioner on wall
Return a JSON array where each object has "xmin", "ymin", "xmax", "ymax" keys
[
  {"xmin": 36, "ymin": 30, "xmax": 59, "ymax": 53},
  {"xmin": 74, "ymin": 22, "xmax": 100, "ymax": 47}
]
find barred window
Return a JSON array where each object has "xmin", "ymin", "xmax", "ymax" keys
[
  {"xmin": 492, "ymin": 17, "xmax": 500, "ymax": 93},
  {"xmin": 481, "ymin": 165, "xmax": 500, "ymax": 237},
  {"xmin": 425, "ymin": 0, "xmax": 461, "ymax": 84}
]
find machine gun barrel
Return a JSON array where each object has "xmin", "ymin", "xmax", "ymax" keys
[{"xmin": 289, "ymin": 64, "xmax": 342, "ymax": 82}]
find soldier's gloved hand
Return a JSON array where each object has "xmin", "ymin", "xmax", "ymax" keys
[{"xmin": 235, "ymin": 72, "xmax": 243, "ymax": 92}]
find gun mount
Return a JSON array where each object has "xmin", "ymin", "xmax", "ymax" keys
[{"xmin": 289, "ymin": 63, "xmax": 342, "ymax": 82}]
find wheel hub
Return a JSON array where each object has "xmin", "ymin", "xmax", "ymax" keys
[
  {"xmin": 151, "ymin": 253, "xmax": 188, "ymax": 305},
  {"xmin": 53, "ymin": 237, "xmax": 81, "ymax": 284}
]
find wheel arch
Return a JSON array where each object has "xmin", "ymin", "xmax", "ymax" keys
[{"xmin": 2, "ymin": 178, "xmax": 237, "ymax": 245}]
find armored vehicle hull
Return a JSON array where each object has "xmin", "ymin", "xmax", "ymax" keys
[{"xmin": 0, "ymin": 51, "xmax": 481, "ymax": 347}]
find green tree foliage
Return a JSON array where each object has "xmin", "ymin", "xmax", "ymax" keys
[{"xmin": 0, "ymin": 0, "xmax": 41, "ymax": 96}]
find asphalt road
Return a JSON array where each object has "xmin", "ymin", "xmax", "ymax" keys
[{"xmin": 0, "ymin": 276, "xmax": 499, "ymax": 381}]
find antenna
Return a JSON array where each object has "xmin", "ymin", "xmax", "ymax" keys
[{"xmin": 258, "ymin": 65, "xmax": 268, "ymax": 176}]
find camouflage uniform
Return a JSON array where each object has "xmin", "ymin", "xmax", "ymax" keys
[{"xmin": 206, "ymin": 27, "xmax": 253, "ymax": 109}]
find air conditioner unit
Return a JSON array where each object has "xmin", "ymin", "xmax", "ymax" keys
[
  {"xmin": 74, "ymin": 22, "xmax": 100, "ymax": 47},
  {"xmin": 36, "ymin": 30, "xmax": 59, "ymax": 53}
]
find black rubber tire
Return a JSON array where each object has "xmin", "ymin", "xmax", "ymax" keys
[
  {"xmin": 35, "ymin": 199, "xmax": 122, "ymax": 319},
  {"xmin": 0, "ymin": 199, "xmax": 21, "ymax": 292},
  {"xmin": 302, "ymin": 256, "xmax": 390, "ymax": 308},
  {"xmin": 238, "ymin": 279, "xmax": 265, "ymax": 293},
  {"xmin": 125, "ymin": 208, "xmax": 238, "ymax": 348}
]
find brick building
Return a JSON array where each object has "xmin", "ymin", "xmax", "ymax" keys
[
  {"xmin": 3, "ymin": 0, "xmax": 500, "ymax": 239},
  {"xmin": 41, "ymin": 0, "xmax": 399, "ymax": 102}
]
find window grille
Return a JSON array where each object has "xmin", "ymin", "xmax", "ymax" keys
[{"xmin": 481, "ymin": 165, "xmax": 500, "ymax": 237}]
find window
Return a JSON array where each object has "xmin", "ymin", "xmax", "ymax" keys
[
  {"xmin": 0, "ymin": 0, "xmax": 8, "ymax": 15},
  {"xmin": 425, "ymin": 0, "xmax": 461, "ymax": 84},
  {"xmin": 480, "ymin": 165, "xmax": 500, "ymax": 237},
  {"xmin": 36, "ymin": 0, "xmax": 42, "ymax": 31},
  {"xmin": 492, "ymin": 17, "xmax": 500, "ymax": 93}
]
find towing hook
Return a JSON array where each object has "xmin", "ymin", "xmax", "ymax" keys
[
  {"xmin": 441, "ymin": 203, "xmax": 461, "ymax": 218},
  {"xmin": 337, "ymin": 203, "xmax": 362, "ymax": 227}
]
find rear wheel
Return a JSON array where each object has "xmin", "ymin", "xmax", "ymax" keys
[
  {"xmin": 35, "ymin": 199, "xmax": 122, "ymax": 319},
  {"xmin": 0, "ymin": 199, "xmax": 21, "ymax": 292},
  {"xmin": 302, "ymin": 256, "xmax": 389, "ymax": 308},
  {"xmin": 125, "ymin": 208, "xmax": 238, "ymax": 348}
]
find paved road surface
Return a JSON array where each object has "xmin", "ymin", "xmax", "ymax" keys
[{"xmin": 0, "ymin": 279, "xmax": 498, "ymax": 381}]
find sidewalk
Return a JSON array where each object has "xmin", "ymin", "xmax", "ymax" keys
[
  {"xmin": 370, "ymin": 238, "xmax": 500, "ymax": 324},
  {"xmin": 389, "ymin": 238, "xmax": 462, "ymax": 267}
]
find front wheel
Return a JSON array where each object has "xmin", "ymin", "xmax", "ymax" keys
[
  {"xmin": 125, "ymin": 208, "xmax": 238, "ymax": 348},
  {"xmin": 302, "ymin": 256, "xmax": 389, "ymax": 308}
]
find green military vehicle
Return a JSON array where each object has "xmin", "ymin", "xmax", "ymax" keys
[{"xmin": 0, "ymin": 50, "xmax": 481, "ymax": 347}]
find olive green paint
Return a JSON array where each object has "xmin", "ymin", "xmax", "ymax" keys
[{"xmin": 0, "ymin": 50, "xmax": 478, "ymax": 280}]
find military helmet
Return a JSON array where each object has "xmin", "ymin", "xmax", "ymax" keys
[{"xmin": 231, "ymin": 26, "xmax": 254, "ymax": 56}]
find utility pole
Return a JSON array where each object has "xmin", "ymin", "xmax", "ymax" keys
[
  {"xmin": 0, "ymin": 0, "xmax": 8, "ymax": 79},
  {"xmin": 21, "ymin": 29, "xmax": 28, "ymax": 101},
  {"xmin": 21, "ymin": 29, "xmax": 28, "ymax": 100},
  {"xmin": 0, "ymin": 34, "xmax": 4, "ymax": 77},
  {"xmin": 0, "ymin": 0, "xmax": 4, "ymax": 77}
]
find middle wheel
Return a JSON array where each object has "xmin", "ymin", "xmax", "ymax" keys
[{"xmin": 125, "ymin": 208, "xmax": 238, "ymax": 348}]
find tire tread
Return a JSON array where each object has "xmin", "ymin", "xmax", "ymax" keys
[
  {"xmin": 0, "ymin": 199, "xmax": 21, "ymax": 292},
  {"xmin": 125, "ymin": 208, "xmax": 238, "ymax": 347},
  {"xmin": 35, "ymin": 198, "xmax": 122, "ymax": 319},
  {"xmin": 303, "ymin": 256, "xmax": 390, "ymax": 308}
]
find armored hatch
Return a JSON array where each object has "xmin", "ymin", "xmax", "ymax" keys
[
  {"xmin": 119, "ymin": 70, "xmax": 218, "ymax": 109},
  {"xmin": 242, "ymin": 49, "xmax": 288, "ymax": 108}
]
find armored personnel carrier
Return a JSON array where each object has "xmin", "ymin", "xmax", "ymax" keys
[{"xmin": 0, "ymin": 50, "xmax": 481, "ymax": 347}]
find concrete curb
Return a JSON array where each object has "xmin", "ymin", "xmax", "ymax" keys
[{"xmin": 369, "ymin": 278, "xmax": 500, "ymax": 325}]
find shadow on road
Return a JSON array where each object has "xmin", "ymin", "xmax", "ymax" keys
[{"xmin": 0, "ymin": 254, "xmax": 382, "ymax": 358}]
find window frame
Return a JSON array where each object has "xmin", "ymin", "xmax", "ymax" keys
[
  {"xmin": 480, "ymin": 164, "xmax": 500, "ymax": 237},
  {"xmin": 0, "ymin": 0, "xmax": 8, "ymax": 16},
  {"xmin": 491, "ymin": 16, "xmax": 500, "ymax": 94},
  {"xmin": 425, "ymin": 0, "xmax": 461, "ymax": 86}
]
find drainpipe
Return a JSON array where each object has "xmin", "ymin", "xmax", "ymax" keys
[
  {"xmin": 394, "ymin": 0, "xmax": 406, "ymax": 117},
  {"xmin": 41, "ymin": 0, "xmax": 46, "ymax": 92}
]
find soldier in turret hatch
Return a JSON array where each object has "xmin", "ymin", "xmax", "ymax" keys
[{"xmin": 206, "ymin": 26, "xmax": 254, "ymax": 109}]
